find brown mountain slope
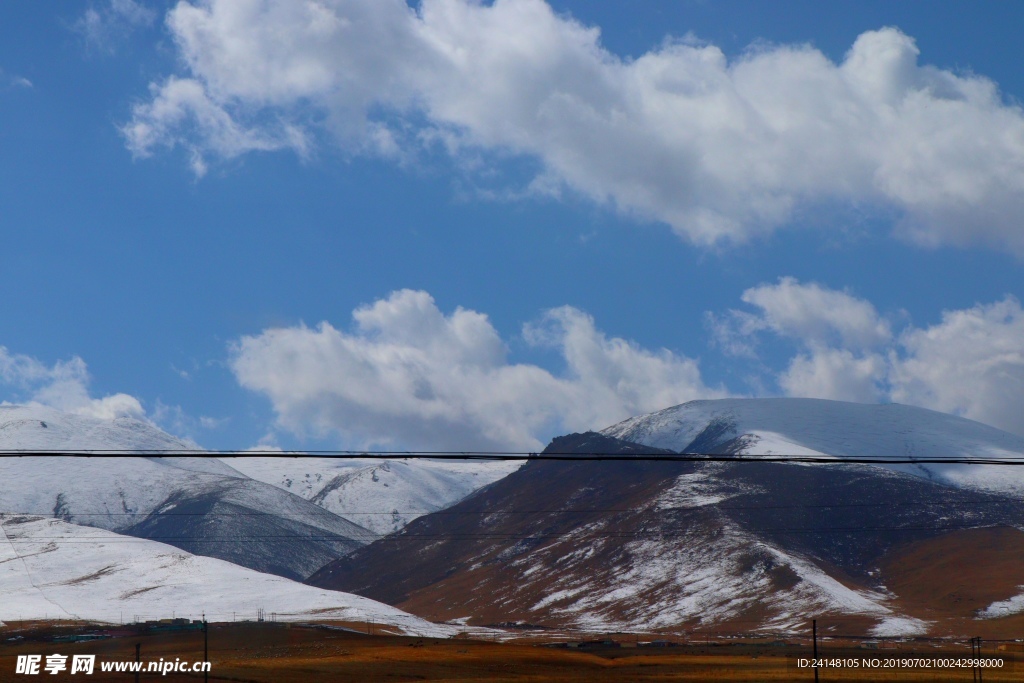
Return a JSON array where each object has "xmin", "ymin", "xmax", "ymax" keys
[
  {"xmin": 309, "ymin": 433, "xmax": 1024, "ymax": 636},
  {"xmin": 881, "ymin": 526, "xmax": 1024, "ymax": 621},
  {"xmin": 311, "ymin": 434, "xmax": 688, "ymax": 626}
]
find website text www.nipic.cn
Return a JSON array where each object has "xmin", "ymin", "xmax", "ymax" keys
[{"xmin": 15, "ymin": 654, "xmax": 211, "ymax": 676}]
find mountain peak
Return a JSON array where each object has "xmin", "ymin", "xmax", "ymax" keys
[
  {"xmin": 0, "ymin": 403, "xmax": 199, "ymax": 453},
  {"xmin": 601, "ymin": 397, "xmax": 1024, "ymax": 495}
]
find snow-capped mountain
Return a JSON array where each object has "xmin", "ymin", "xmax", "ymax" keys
[
  {"xmin": 602, "ymin": 398, "xmax": 1024, "ymax": 495},
  {"xmin": 0, "ymin": 406, "xmax": 516, "ymax": 633},
  {"xmin": 0, "ymin": 513, "xmax": 449, "ymax": 636},
  {"xmin": 0, "ymin": 405, "xmax": 375, "ymax": 579},
  {"xmin": 230, "ymin": 457, "xmax": 522, "ymax": 535},
  {"xmin": 0, "ymin": 404, "xmax": 203, "ymax": 454},
  {"xmin": 0, "ymin": 404, "xmax": 520, "ymax": 577},
  {"xmin": 312, "ymin": 400, "xmax": 1024, "ymax": 637}
]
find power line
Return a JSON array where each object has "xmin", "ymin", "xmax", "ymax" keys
[
  {"xmin": 2, "ymin": 450, "xmax": 1024, "ymax": 464},
  {"xmin": 20, "ymin": 496, "xmax": 1023, "ymax": 516},
  {"xmin": 6, "ymin": 522, "xmax": 1022, "ymax": 542}
]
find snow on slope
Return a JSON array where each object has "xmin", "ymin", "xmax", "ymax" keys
[
  {"xmin": 0, "ymin": 405, "xmax": 371, "ymax": 539},
  {"xmin": 0, "ymin": 404, "xmax": 193, "ymax": 451},
  {"xmin": 979, "ymin": 589, "xmax": 1024, "ymax": 619},
  {"xmin": 1, "ymin": 405, "xmax": 519, "ymax": 537},
  {"xmin": 0, "ymin": 406, "xmax": 376, "ymax": 579},
  {"xmin": 0, "ymin": 455, "xmax": 376, "ymax": 549},
  {"xmin": 230, "ymin": 457, "xmax": 522, "ymax": 535},
  {"xmin": 0, "ymin": 514, "xmax": 449, "ymax": 636},
  {"xmin": 501, "ymin": 463, "xmax": 928, "ymax": 636},
  {"xmin": 0, "ymin": 404, "xmax": 245, "ymax": 478},
  {"xmin": 523, "ymin": 523, "xmax": 899, "ymax": 632},
  {"xmin": 0, "ymin": 406, "xmax": 247, "ymax": 529},
  {"xmin": 602, "ymin": 398, "xmax": 1024, "ymax": 495}
]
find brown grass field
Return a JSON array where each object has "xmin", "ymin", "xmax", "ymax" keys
[{"xmin": 0, "ymin": 622, "xmax": 1020, "ymax": 682}]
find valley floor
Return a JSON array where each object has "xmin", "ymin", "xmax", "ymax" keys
[{"xmin": 0, "ymin": 622, "xmax": 1020, "ymax": 682}]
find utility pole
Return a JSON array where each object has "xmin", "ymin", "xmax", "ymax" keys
[
  {"xmin": 971, "ymin": 636, "xmax": 983, "ymax": 683},
  {"xmin": 203, "ymin": 613, "xmax": 209, "ymax": 683},
  {"xmin": 134, "ymin": 643, "xmax": 140, "ymax": 683},
  {"xmin": 812, "ymin": 619, "xmax": 819, "ymax": 683}
]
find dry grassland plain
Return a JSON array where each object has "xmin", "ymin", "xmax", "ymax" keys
[{"xmin": 1, "ymin": 622, "xmax": 1021, "ymax": 682}]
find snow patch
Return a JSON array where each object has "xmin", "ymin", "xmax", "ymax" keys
[
  {"xmin": 977, "ymin": 587, "xmax": 1024, "ymax": 618},
  {"xmin": 870, "ymin": 616, "xmax": 930, "ymax": 637},
  {"xmin": 0, "ymin": 515, "xmax": 450, "ymax": 636}
]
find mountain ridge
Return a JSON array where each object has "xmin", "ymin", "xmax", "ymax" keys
[
  {"xmin": 0, "ymin": 405, "xmax": 375, "ymax": 579},
  {"xmin": 310, "ymin": 400, "xmax": 1024, "ymax": 637},
  {"xmin": 603, "ymin": 398, "xmax": 1024, "ymax": 495}
]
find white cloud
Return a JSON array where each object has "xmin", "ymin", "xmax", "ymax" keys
[
  {"xmin": 6, "ymin": 75, "xmax": 32, "ymax": 89},
  {"xmin": 149, "ymin": 400, "xmax": 226, "ymax": 439},
  {"xmin": 229, "ymin": 289, "xmax": 724, "ymax": 450},
  {"xmin": 714, "ymin": 278, "xmax": 892, "ymax": 403},
  {"xmin": 124, "ymin": 1, "xmax": 1024, "ymax": 252},
  {"xmin": 524, "ymin": 306, "xmax": 720, "ymax": 428},
  {"xmin": 708, "ymin": 277, "xmax": 892, "ymax": 380},
  {"xmin": 75, "ymin": 0, "xmax": 156, "ymax": 53},
  {"xmin": 123, "ymin": 77, "xmax": 296, "ymax": 174},
  {"xmin": 779, "ymin": 349, "xmax": 887, "ymax": 404},
  {"xmin": 0, "ymin": 347, "xmax": 144, "ymax": 420},
  {"xmin": 199, "ymin": 415, "xmax": 226, "ymax": 429},
  {"xmin": 739, "ymin": 277, "xmax": 892, "ymax": 350},
  {"xmin": 245, "ymin": 438, "xmax": 283, "ymax": 453},
  {"xmin": 0, "ymin": 68, "xmax": 32, "ymax": 90},
  {"xmin": 890, "ymin": 298, "xmax": 1024, "ymax": 435},
  {"xmin": 719, "ymin": 279, "xmax": 1024, "ymax": 436}
]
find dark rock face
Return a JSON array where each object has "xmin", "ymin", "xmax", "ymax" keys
[{"xmin": 125, "ymin": 481, "xmax": 375, "ymax": 581}]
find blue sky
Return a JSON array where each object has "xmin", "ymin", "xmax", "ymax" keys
[{"xmin": 1, "ymin": 0, "xmax": 1023, "ymax": 450}]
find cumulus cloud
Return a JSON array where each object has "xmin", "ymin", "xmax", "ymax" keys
[
  {"xmin": 890, "ymin": 299, "xmax": 1024, "ymax": 435},
  {"xmin": 123, "ymin": 77, "xmax": 298, "ymax": 177},
  {"xmin": 229, "ymin": 289, "xmax": 724, "ymax": 450},
  {"xmin": 711, "ymin": 279, "xmax": 892, "ymax": 403},
  {"xmin": 719, "ymin": 279, "xmax": 1024, "ymax": 435},
  {"xmin": 0, "ymin": 347, "xmax": 145, "ymax": 420},
  {"xmin": 739, "ymin": 277, "xmax": 893, "ymax": 350},
  {"xmin": 778, "ymin": 348, "xmax": 888, "ymax": 404},
  {"xmin": 123, "ymin": 0, "xmax": 1024, "ymax": 252}
]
